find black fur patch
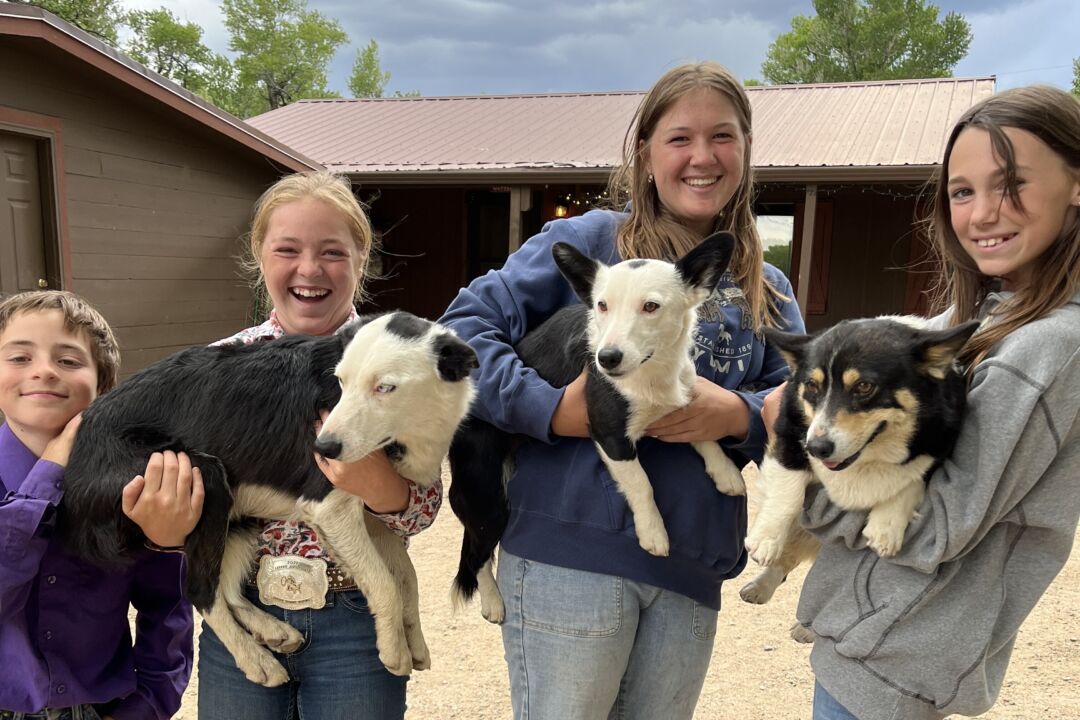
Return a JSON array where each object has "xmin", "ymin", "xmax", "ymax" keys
[
  {"xmin": 625, "ymin": 259, "xmax": 648, "ymax": 269},
  {"xmin": 433, "ymin": 332, "xmax": 480, "ymax": 382},
  {"xmin": 386, "ymin": 311, "xmax": 431, "ymax": 340}
]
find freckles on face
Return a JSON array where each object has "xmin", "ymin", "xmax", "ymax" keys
[{"xmin": 260, "ymin": 197, "xmax": 364, "ymax": 337}]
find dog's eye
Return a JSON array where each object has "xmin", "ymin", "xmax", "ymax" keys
[
  {"xmin": 642, "ymin": 301, "xmax": 659, "ymax": 313},
  {"xmin": 597, "ymin": 300, "xmax": 608, "ymax": 313},
  {"xmin": 853, "ymin": 381, "xmax": 875, "ymax": 397},
  {"xmin": 375, "ymin": 383, "xmax": 397, "ymax": 394},
  {"xmin": 803, "ymin": 380, "xmax": 821, "ymax": 396}
]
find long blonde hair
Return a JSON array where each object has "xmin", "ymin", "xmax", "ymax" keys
[
  {"xmin": 608, "ymin": 61, "xmax": 785, "ymax": 329},
  {"xmin": 240, "ymin": 171, "xmax": 377, "ymax": 307},
  {"xmin": 928, "ymin": 85, "xmax": 1080, "ymax": 370}
]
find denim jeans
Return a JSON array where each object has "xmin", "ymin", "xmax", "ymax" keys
[
  {"xmin": 0, "ymin": 707, "xmax": 100, "ymax": 720},
  {"xmin": 197, "ymin": 585, "xmax": 407, "ymax": 720},
  {"xmin": 813, "ymin": 681, "xmax": 861, "ymax": 720},
  {"xmin": 497, "ymin": 548, "xmax": 717, "ymax": 720}
]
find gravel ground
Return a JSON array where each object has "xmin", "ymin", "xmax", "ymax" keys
[{"xmin": 172, "ymin": 464, "xmax": 1079, "ymax": 719}]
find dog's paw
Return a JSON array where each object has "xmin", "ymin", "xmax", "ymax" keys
[
  {"xmin": 789, "ymin": 622, "xmax": 815, "ymax": 644},
  {"xmin": 636, "ymin": 522, "xmax": 670, "ymax": 557},
  {"xmin": 709, "ymin": 463, "xmax": 746, "ymax": 496},
  {"xmin": 408, "ymin": 632, "xmax": 431, "ymax": 672},
  {"xmin": 738, "ymin": 578, "xmax": 772, "ymax": 605},
  {"xmin": 862, "ymin": 521, "xmax": 905, "ymax": 557},
  {"xmin": 237, "ymin": 646, "xmax": 290, "ymax": 687},
  {"xmin": 377, "ymin": 636, "xmax": 414, "ymax": 677},
  {"xmin": 481, "ymin": 597, "xmax": 506, "ymax": 625},
  {"xmin": 249, "ymin": 618, "xmax": 304, "ymax": 653},
  {"xmin": 744, "ymin": 532, "xmax": 784, "ymax": 567}
]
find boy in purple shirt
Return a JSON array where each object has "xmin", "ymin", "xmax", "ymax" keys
[{"xmin": 0, "ymin": 290, "xmax": 203, "ymax": 720}]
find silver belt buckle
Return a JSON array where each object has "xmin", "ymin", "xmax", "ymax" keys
[{"xmin": 256, "ymin": 555, "xmax": 329, "ymax": 610}]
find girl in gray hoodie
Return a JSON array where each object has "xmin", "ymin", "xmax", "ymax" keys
[{"xmin": 795, "ymin": 85, "xmax": 1080, "ymax": 719}]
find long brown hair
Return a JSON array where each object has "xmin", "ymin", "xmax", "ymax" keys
[
  {"xmin": 927, "ymin": 85, "xmax": 1080, "ymax": 370},
  {"xmin": 607, "ymin": 61, "xmax": 785, "ymax": 330}
]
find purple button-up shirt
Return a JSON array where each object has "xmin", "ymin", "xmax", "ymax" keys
[{"xmin": 0, "ymin": 423, "xmax": 193, "ymax": 718}]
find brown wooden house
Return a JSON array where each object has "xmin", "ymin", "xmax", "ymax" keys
[
  {"xmin": 248, "ymin": 77, "xmax": 994, "ymax": 328},
  {"xmin": 0, "ymin": 4, "xmax": 320, "ymax": 377}
]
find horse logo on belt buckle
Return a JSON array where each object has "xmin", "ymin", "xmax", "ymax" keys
[{"xmin": 256, "ymin": 555, "xmax": 329, "ymax": 610}]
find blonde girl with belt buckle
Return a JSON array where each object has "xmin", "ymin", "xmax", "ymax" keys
[{"xmin": 196, "ymin": 171, "xmax": 440, "ymax": 720}]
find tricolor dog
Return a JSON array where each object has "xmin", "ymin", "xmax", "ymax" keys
[
  {"xmin": 449, "ymin": 232, "xmax": 746, "ymax": 622},
  {"xmin": 741, "ymin": 316, "xmax": 978, "ymax": 641},
  {"xmin": 58, "ymin": 311, "xmax": 476, "ymax": 685}
]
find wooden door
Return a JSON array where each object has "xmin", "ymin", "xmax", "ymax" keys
[{"xmin": 0, "ymin": 131, "xmax": 49, "ymax": 295}]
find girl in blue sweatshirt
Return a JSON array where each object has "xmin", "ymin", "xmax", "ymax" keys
[{"xmin": 440, "ymin": 62, "xmax": 803, "ymax": 720}]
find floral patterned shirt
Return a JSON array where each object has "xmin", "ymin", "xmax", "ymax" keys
[{"xmin": 215, "ymin": 310, "xmax": 442, "ymax": 562}]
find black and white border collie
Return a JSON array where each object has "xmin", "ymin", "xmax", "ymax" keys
[
  {"xmin": 59, "ymin": 312, "xmax": 477, "ymax": 684},
  {"xmin": 741, "ymin": 316, "xmax": 978, "ymax": 641},
  {"xmin": 449, "ymin": 232, "xmax": 746, "ymax": 623}
]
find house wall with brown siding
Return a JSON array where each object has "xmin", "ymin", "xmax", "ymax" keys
[{"xmin": 0, "ymin": 38, "xmax": 285, "ymax": 377}]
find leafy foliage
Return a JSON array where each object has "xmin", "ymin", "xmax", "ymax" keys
[
  {"xmin": 349, "ymin": 39, "xmax": 391, "ymax": 98},
  {"xmin": 222, "ymin": 0, "xmax": 348, "ymax": 112},
  {"xmin": 125, "ymin": 8, "xmax": 215, "ymax": 91},
  {"xmin": 16, "ymin": 0, "xmax": 124, "ymax": 44},
  {"xmin": 762, "ymin": 0, "xmax": 971, "ymax": 84}
]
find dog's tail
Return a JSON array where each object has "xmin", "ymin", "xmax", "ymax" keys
[
  {"xmin": 183, "ymin": 453, "xmax": 232, "ymax": 611},
  {"xmin": 448, "ymin": 416, "xmax": 512, "ymax": 603}
]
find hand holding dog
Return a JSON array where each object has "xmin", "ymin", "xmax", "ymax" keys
[
  {"xmin": 647, "ymin": 378, "xmax": 749, "ymax": 442},
  {"xmin": 314, "ymin": 411, "xmax": 410, "ymax": 513},
  {"xmin": 550, "ymin": 372, "xmax": 590, "ymax": 438},
  {"xmin": 40, "ymin": 413, "xmax": 82, "ymax": 467},
  {"xmin": 761, "ymin": 383, "xmax": 785, "ymax": 442},
  {"xmin": 122, "ymin": 451, "xmax": 204, "ymax": 548}
]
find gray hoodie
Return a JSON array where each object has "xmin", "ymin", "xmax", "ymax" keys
[{"xmin": 796, "ymin": 291, "xmax": 1080, "ymax": 719}]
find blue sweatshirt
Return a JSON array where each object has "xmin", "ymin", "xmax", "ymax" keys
[{"xmin": 439, "ymin": 209, "xmax": 804, "ymax": 608}]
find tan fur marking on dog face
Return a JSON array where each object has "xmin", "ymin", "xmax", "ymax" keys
[
  {"xmin": 810, "ymin": 368, "xmax": 825, "ymax": 385},
  {"xmin": 830, "ymin": 405, "xmax": 918, "ymax": 465},
  {"xmin": 842, "ymin": 368, "xmax": 861, "ymax": 389},
  {"xmin": 894, "ymin": 389, "xmax": 918, "ymax": 412}
]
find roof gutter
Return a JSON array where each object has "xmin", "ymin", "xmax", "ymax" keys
[{"xmin": 344, "ymin": 164, "xmax": 940, "ymax": 187}]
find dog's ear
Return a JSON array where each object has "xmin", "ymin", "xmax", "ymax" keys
[
  {"xmin": 676, "ymin": 231, "xmax": 735, "ymax": 295},
  {"xmin": 432, "ymin": 332, "xmax": 479, "ymax": 382},
  {"xmin": 551, "ymin": 242, "xmax": 598, "ymax": 305},
  {"xmin": 914, "ymin": 320, "xmax": 980, "ymax": 379},
  {"xmin": 764, "ymin": 327, "xmax": 812, "ymax": 374}
]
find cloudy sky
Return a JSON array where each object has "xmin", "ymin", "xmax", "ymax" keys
[{"xmin": 118, "ymin": 0, "xmax": 1077, "ymax": 97}]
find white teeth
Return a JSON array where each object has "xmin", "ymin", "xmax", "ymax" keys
[
  {"xmin": 976, "ymin": 236, "xmax": 1008, "ymax": 248},
  {"xmin": 684, "ymin": 177, "xmax": 717, "ymax": 187},
  {"xmin": 293, "ymin": 288, "xmax": 328, "ymax": 298}
]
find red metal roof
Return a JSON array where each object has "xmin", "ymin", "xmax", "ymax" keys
[{"xmin": 247, "ymin": 77, "xmax": 995, "ymax": 180}]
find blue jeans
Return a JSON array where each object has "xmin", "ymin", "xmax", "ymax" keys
[
  {"xmin": 0, "ymin": 707, "xmax": 100, "ymax": 720},
  {"xmin": 497, "ymin": 549, "xmax": 717, "ymax": 720},
  {"xmin": 813, "ymin": 681, "xmax": 860, "ymax": 720},
  {"xmin": 197, "ymin": 586, "xmax": 407, "ymax": 720}
]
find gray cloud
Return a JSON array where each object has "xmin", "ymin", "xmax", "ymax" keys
[{"xmin": 120, "ymin": 0, "xmax": 1076, "ymax": 97}]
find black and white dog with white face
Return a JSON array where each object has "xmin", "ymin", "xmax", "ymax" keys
[
  {"xmin": 449, "ymin": 232, "xmax": 746, "ymax": 623},
  {"xmin": 59, "ymin": 311, "xmax": 477, "ymax": 685}
]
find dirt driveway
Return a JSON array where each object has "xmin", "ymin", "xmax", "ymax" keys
[{"xmin": 173, "ymin": 465, "xmax": 1079, "ymax": 719}]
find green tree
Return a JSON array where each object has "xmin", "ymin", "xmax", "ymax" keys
[
  {"xmin": 125, "ymin": 8, "xmax": 215, "ymax": 91},
  {"xmin": 1073, "ymin": 57, "xmax": 1080, "ymax": 97},
  {"xmin": 762, "ymin": 0, "xmax": 971, "ymax": 84},
  {"xmin": 349, "ymin": 39, "xmax": 391, "ymax": 98},
  {"xmin": 763, "ymin": 244, "xmax": 792, "ymax": 277},
  {"xmin": 16, "ymin": 0, "xmax": 124, "ymax": 44},
  {"xmin": 743, "ymin": 78, "xmax": 765, "ymax": 87},
  {"xmin": 222, "ymin": 0, "xmax": 348, "ymax": 113}
]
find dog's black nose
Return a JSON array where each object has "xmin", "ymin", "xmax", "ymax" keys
[
  {"xmin": 314, "ymin": 437, "xmax": 342, "ymax": 459},
  {"xmin": 597, "ymin": 347, "xmax": 624, "ymax": 371},
  {"xmin": 806, "ymin": 437, "xmax": 835, "ymax": 460}
]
